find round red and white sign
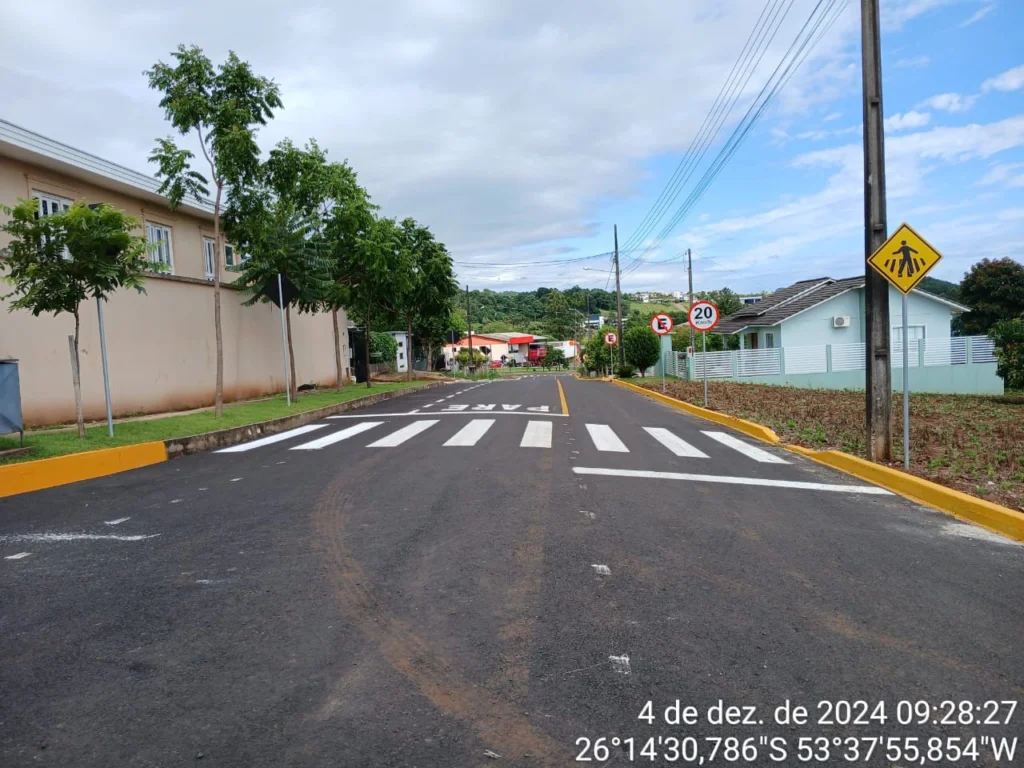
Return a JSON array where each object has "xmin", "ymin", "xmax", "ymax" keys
[
  {"xmin": 650, "ymin": 313, "xmax": 674, "ymax": 335},
  {"xmin": 688, "ymin": 300, "xmax": 720, "ymax": 332},
  {"xmin": 604, "ymin": 331, "xmax": 618, "ymax": 345}
]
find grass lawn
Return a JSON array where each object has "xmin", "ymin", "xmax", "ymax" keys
[
  {"xmin": 636, "ymin": 380, "xmax": 1024, "ymax": 511},
  {"xmin": 0, "ymin": 382, "xmax": 430, "ymax": 466}
]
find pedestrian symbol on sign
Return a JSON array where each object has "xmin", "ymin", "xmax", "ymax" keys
[
  {"xmin": 887, "ymin": 240, "xmax": 920, "ymax": 278},
  {"xmin": 866, "ymin": 222, "xmax": 942, "ymax": 295}
]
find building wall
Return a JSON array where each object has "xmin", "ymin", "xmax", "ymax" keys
[
  {"xmin": 386, "ymin": 331, "xmax": 409, "ymax": 373},
  {"xmin": 0, "ymin": 155, "xmax": 346, "ymax": 426}
]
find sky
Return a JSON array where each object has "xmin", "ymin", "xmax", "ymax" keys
[{"xmin": 1, "ymin": 0, "xmax": 1021, "ymax": 295}]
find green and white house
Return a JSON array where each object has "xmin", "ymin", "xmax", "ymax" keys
[{"xmin": 687, "ymin": 277, "xmax": 1002, "ymax": 395}]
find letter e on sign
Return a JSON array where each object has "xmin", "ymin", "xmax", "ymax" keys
[
  {"xmin": 688, "ymin": 300, "xmax": 720, "ymax": 332},
  {"xmin": 650, "ymin": 313, "xmax": 674, "ymax": 335}
]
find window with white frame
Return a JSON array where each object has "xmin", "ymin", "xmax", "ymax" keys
[
  {"xmin": 202, "ymin": 237, "xmax": 216, "ymax": 280},
  {"xmin": 891, "ymin": 325, "xmax": 926, "ymax": 343},
  {"xmin": 765, "ymin": 333, "xmax": 775, "ymax": 349},
  {"xmin": 224, "ymin": 244, "xmax": 235, "ymax": 267},
  {"xmin": 33, "ymin": 191, "xmax": 74, "ymax": 259},
  {"xmin": 145, "ymin": 222, "xmax": 173, "ymax": 270}
]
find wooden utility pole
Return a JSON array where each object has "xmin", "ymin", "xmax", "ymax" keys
[
  {"xmin": 614, "ymin": 225, "xmax": 625, "ymax": 367},
  {"xmin": 687, "ymin": 248, "xmax": 695, "ymax": 356},
  {"xmin": 861, "ymin": 0, "xmax": 892, "ymax": 461},
  {"xmin": 465, "ymin": 284, "xmax": 474, "ymax": 370}
]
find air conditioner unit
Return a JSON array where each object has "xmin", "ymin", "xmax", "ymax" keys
[{"xmin": 833, "ymin": 315, "xmax": 851, "ymax": 328}]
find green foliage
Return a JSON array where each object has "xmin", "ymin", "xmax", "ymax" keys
[
  {"xmin": 989, "ymin": 318, "xmax": 1024, "ymax": 389},
  {"xmin": 919, "ymin": 276, "xmax": 961, "ymax": 301},
  {"xmin": 455, "ymin": 286, "xmax": 625, "ymax": 330},
  {"xmin": 544, "ymin": 347, "xmax": 567, "ymax": 368},
  {"xmin": 623, "ymin": 325, "xmax": 661, "ymax": 376},
  {"xmin": 697, "ymin": 287, "xmax": 743, "ymax": 317},
  {"xmin": 615, "ymin": 363, "xmax": 637, "ymax": 378},
  {"xmin": 369, "ymin": 331, "xmax": 399, "ymax": 366},
  {"xmin": 1, "ymin": 199, "xmax": 153, "ymax": 318},
  {"xmin": 958, "ymin": 258, "xmax": 1024, "ymax": 335},
  {"xmin": 146, "ymin": 45, "xmax": 283, "ymax": 201},
  {"xmin": 583, "ymin": 333, "xmax": 612, "ymax": 373},
  {"xmin": 395, "ymin": 218, "xmax": 459, "ymax": 365},
  {"xmin": 543, "ymin": 290, "xmax": 577, "ymax": 340},
  {"xmin": 455, "ymin": 348, "xmax": 489, "ymax": 367}
]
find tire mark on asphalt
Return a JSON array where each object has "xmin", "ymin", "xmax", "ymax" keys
[{"xmin": 312, "ymin": 478, "xmax": 565, "ymax": 763}]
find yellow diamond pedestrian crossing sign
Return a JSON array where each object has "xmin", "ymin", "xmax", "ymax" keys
[{"xmin": 867, "ymin": 222, "xmax": 942, "ymax": 294}]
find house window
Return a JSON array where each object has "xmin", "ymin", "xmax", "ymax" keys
[
  {"xmin": 398, "ymin": 340, "xmax": 404, "ymax": 348},
  {"xmin": 224, "ymin": 244, "xmax": 235, "ymax": 267},
  {"xmin": 399, "ymin": 352, "xmax": 404, "ymax": 360},
  {"xmin": 33, "ymin": 191, "xmax": 73, "ymax": 259},
  {"xmin": 202, "ymin": 237, "xmax": 216, "ymax": 279},
  {"xmin": 892, "ymin": 325, "xmax": 926, "ymax": 343},
  {"xmin": 765, "ymin": 333, "xmax": 775, "ymax": 349},
  {"xmin": 145, "ymin": 222, "xmax": 173, "ymax": 270}
]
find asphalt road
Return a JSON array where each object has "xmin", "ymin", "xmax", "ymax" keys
[{"xmin": 2, "ymin": 376, "xmax": 1022, "ymax": 767}]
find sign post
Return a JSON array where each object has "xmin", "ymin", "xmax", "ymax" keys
[
  {"xmin": 650, "ymin": 313, "xmax": 674, "ymax": 392},
  {"xmin": 866, "ymin": 222, "xmax": 943, "ymax": 470},
  {"xmin": 687, "ymin": 300, "xmax": 720, "ymax": 407},
  {"xmin": 604, "ymin": 331, "xmax": 617, "ymax": 376}
]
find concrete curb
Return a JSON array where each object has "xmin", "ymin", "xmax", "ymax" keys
[
  {"xmin": 616, "ymin": 379, "xmax": 1024, "ymax": 544},
  {"xmin": 613, "ymin": 379, "xmax": 780, "ymax": 444},
  {"xmin": 0, "ymin": 382, "xmax": 450, "ymax": 499}
]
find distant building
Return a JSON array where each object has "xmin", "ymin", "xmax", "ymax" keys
[
  {"xmin": 585, "ymin": 314, "xmax": 605, "ymax": 329},
  {"xmin": 639, "ymin": 292, "xmax": 650, "ymax": 303},
  {"xmin": 740, "ymin": 296, "xmax": 763, "ymax": 306},
  {"xmin": 672, "ymin": 291, "xmax": 684, "ymax": 301},
  {"xmin": 384, "ymin": 331, "xmax": 410, "ymax": 373}
]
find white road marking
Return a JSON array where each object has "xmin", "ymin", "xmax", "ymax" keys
[
  {"xmin": 701, "ymin": 431, "xmax": 789, "ymax": 463},
  {"xmin": 291, "ymin": 421, "xmax": 383, "ymax": 450},
  {"xmin": 572, "ymin": 467, "xmax": 890, "ymax": 494},
  {"xmin": 216, "ymin": 424, "xmax": 328, "ymax": 453},
  {"xmin": 586, "ymin": 424, "xmax": 629, "ymax": 452},
  {"xmin": 170, "ymin": 499, "xmax": 183, "ymax": 504},
  {"xmin": 230, "ymin": 478, "xmax": 242, "ymax": 482},
  {"xmin": 644, "ymin": 427, "xmax": 709, "ymax": 458},
  {"xmin": 609, "ymin": 654, "xmax": 631, "ymax": 674},
  {"xmin": 0, "ymin": 533, "xmax": 161, "ymax": 543},
  {"xmin": 5, "ymin": 552, "xmax": 31, "ymax": 560},
  {"xmin": 502, "ymin": 404, "xmax": 521, "ymax": 410},
  {"xmin": 104, "ymin": 517, "xmax": 131, "ymax": 526},
  {"xmin": 435, "ymin": 399, "xmax": 445, "ymax": 403},
  {"xmin": 444, "ymin": 419, "xmax": 495, "ymax": 447},
  {"xmin": 368, "ymin": 420, "xmax": 438, "ymax": 447},
  {"xmin": 592, "ymin": 564, "xmax": 611, "ymax": 576},
  {"xmin": 581, "ymin": 510, "xmax": 595, "ymax": 519},
  {"xmin": 327, "ymin": 411, "xmax": 568, "ymax": 419},
  {"xmin": 520, "ymin": 421, "xmax": 553, "ymax": 448},
  {"xmin": 409, "ymin": 409, "xmax": 421, "ymax": 414}
]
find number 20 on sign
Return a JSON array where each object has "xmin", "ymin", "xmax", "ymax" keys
[{"xmin": 687, "ymin": 300, "xmax": 719, "ymax": 407}]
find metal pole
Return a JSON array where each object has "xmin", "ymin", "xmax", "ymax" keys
[
  {"xmin": 687, "ymin": 249, "xmax": 695, "ymax": 364},
  {"xmin": 466, "ymin": 284, "xmax": 473, "ymax": 373},
  {"xmin": 702, "ymin": 332, "xmax": 708, "ymax": 407},
  {"xmin": 278, "ymin": 274, "xmax": 291, "ymax": 405},
  {"xmin": 902, "ymin": 293, "xmax": 910, "ymax": 470},
  {"xmin": 96, "ymin": 297, "xmax": 114, "ymax": 437},
  {"xmin": 614, "ymin": 225, "xmax": 625, "ymax": 368},
  {"xmin": 862, "ymin": 0, "xmax": 892, "ymax": 461}
]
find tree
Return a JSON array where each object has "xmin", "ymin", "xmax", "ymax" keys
[
  {"xmin": 697, "ymin": 287, "xmax": 744, "ymax": 317},
  {"xmin": 146, "ymin": 45, "xmax": 283, "ymax": 416},
  {"xmin": 582, "ymin": 332, "xmax": 611, "ymax": 374},
  {"xmin": 958, "ymin": 258, "xmax": 1024, "ymax": 335},
  {"xmin": 989, "ymin": 318, "xmax": 1024, "ymax": 390},
  {"xmin": 544, "ymin": 347, "xmax": 567, "ymax": 369},
  {"xmin": 337, "ymin": 217, "xmax": 413, "ymax": 388},
  {"xmin": 369, "ymin": 332, "xmax": 399, "ymax": 372},
  {"xmin": 623, "ymin": 325, "xmax": 661, "ymax": 376},
  {"xmin": 227, "ymin": 201, "xmax": 333, "ymax": 402},
  {"xmin": 455, "ymin": 348, "xmax": 488, "ymax": 367},
  {"xmin": 543, "ymin": 290, "xmax": 577, "ymax": 340},
  {"xmin": 1, "ymin": 199, "xmax": 152, "ymax": 437}
]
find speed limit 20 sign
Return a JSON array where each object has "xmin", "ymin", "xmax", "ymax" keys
[{"xmin": 688, "ymin": 300, "xmax": 720, "ymax": 332}]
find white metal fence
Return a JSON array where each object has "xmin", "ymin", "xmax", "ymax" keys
[{"xmin": 691, "ymin": 336, "xmax": 997, "ymax": 378}]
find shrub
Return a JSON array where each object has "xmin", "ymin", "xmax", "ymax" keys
[
  {"xmin": 615, "ymin": 363, "xmax": 636, "ymax": 378},
  {"xmin": 989, "ymin": 318, "xmax": 1024, "ymax": 390}
]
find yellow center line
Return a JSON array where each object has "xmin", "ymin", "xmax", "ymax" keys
[{"xmin": 556, "ymin": 378, "xmax": 569, "ymax": 416}]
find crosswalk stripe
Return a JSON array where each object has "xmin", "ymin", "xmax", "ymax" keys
[
  {"xmin": 701, "ymin": 431, "xmax": 789, "ymax": 463},
  {"xmin": 444, "ymin": 419, "xmax": 495, "ymax": 447},
  {"xmin": 520, "ymin": 420, "xmax": 552, "ymax": 448},
  {"xmin": 367, "ymin": 420, "xmax": 438, "ymax": 447},
  {"xmin": 586, "ymin": 424, "xmax": 629, "ymax": 452},
  {"xmin": 215, "ymin": 424, "xmax": 328, "ymax": 453},
  {"xmin": 291, "ymin": 422, "xmax": 383, "ymax": 450},
  {"xmin": 643, "ymin": 427, "xmax": 709, "ymax": 458}
]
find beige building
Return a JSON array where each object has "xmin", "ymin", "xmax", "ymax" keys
[{"xmin": 0, "ymin": 119, "xmax": 347, "ymax": 427}]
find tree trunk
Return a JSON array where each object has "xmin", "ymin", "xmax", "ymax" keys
[
  {"xmin": 213, "ymin": 184, "xmax": 225, "ymax": 417},
  {"xmin": 427, "ymin": 340, "xmax": 433, "ymax": 372},
  {"xmin": 69, "ymin": 311, "xmax": 85, "ymax": 439},
  {"xmin": 364, "ymin": 296, "xmax": 372, "ymax": 389},
  {"xmin": 286, "ymin": 303, "xmax": 298, "ymax": 402},
  {"xmin": 332, "ymin": 309, "xmax": 344, "ymax": 388},
  {"xmin": 406, "ymin": 313, "xmax": 414, "ymax": 381}
]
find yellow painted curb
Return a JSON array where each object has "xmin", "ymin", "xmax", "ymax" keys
[
  {"xmin": 613, "ymin": 379, "xmax": 780, "ymax": 444},
  {"xmin": 0, "ymin": 442, "xmax": 168, "ymax": 499},
  {"xmin": 556, "ymin": 378, "xmax": 569, "ymax": 415},
  {"xmin": 786, "ymin": 446, "xmax": 1024, "ymax": 543}
]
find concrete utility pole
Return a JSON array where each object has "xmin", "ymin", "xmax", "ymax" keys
[
  {"xmin": 687, "ymin": 248, "xmax": 695, "ymax": 358},
  {"xmin": 861, "ymin": 0, "xmax": 892, "ymax": 460},
  {"xmin": 465, "ymin": 284, "xmax": 474, "ymax": 370},
  {"xmin": 614, "ymin": 225, "xmax": 625, "ymax": 367}
]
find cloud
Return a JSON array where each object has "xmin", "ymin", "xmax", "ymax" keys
[
  {"xmin": 982, "ymin": 64, "xmax": 1024, "ymax": 93},
  {"xmin": 893, "ymin": 55, "xmax": 931, "ymax": 69},
  {"xmin": 823, "ymin": 112, "xmax": 842, "ymax": 122},
  {"xmin": 917, "ymin": 92, "xmax": 978, "ymax": 112},
  {"xmin": 959, "ymin": 3, "xmax": 995, "ymax": 26},
  {"xmin": 881, "ymin": 0, "xmax": 977, "ymax": 30},
  {"xmin": 977, "ymin": 162, "xmax": 1024, "ymax": 188},
  {"xmin": 884, "ymin": 111, "xmax": 931, "ymax": 131}
]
